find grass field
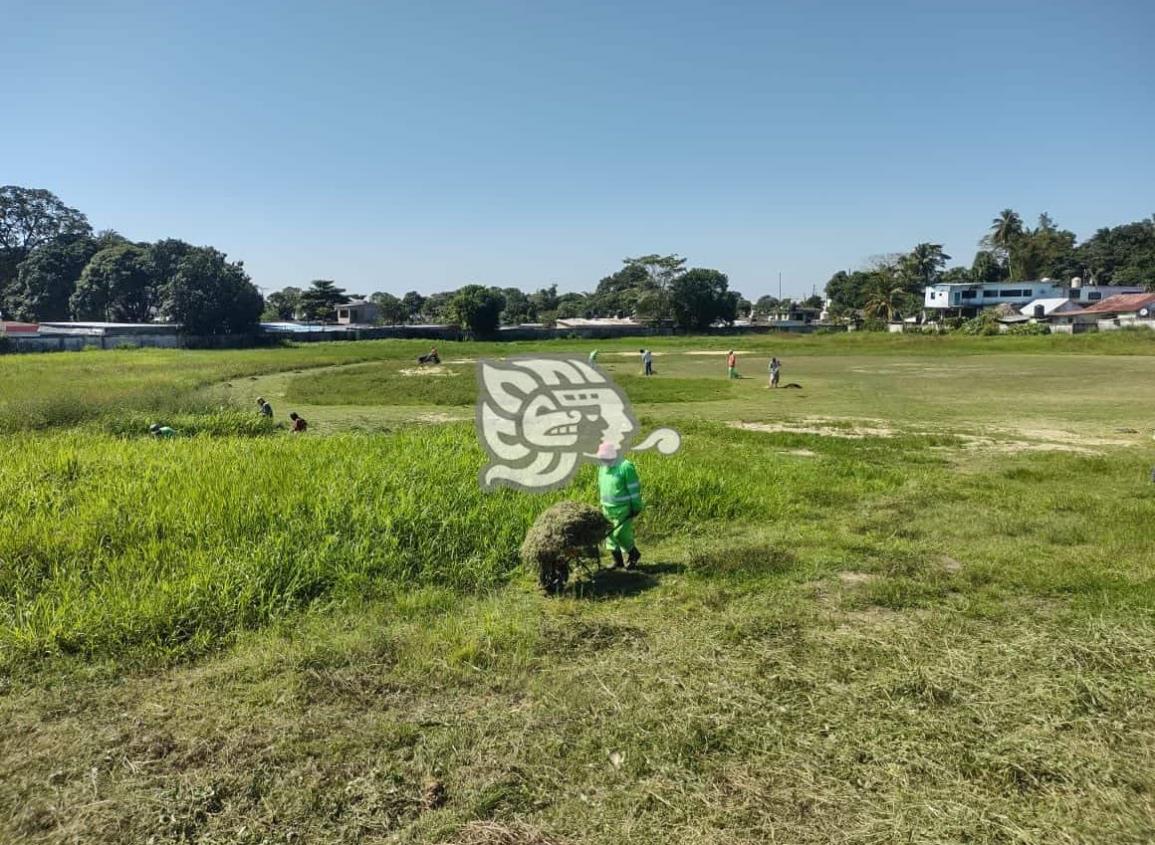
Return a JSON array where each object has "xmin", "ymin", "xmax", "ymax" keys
[{"xmin": 2, "ymin": 334, "xmax": 1154, "ymax": 844}]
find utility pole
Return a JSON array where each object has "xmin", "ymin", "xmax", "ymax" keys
[{"xmin": 778, "ymin": 271, "xmax": 782, "ymax": 301}]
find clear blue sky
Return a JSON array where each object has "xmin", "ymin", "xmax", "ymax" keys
[{"xmin": 4, "ymin": 0, "xmax": 1153, "ymax": 300}]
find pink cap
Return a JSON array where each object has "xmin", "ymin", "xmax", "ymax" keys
[{"xmin": 596, "ymin": 441, "xmax": 619, "ymax": 461}]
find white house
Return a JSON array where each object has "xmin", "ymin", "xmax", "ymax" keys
[{"xmin": 924, "ymin": 281, "xmax": 1145, "ymax": 318}]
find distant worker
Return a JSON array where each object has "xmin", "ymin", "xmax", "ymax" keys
[
  {"xmin": 257, "ymin": 397, "xmax": 274, "ymax": 418},
  {"xmin": 769, "ymin": 357, "xmax": 781, "ymax": 388},
  {"xmin": 597, "ymin": 441, "xmax": 644, "ymax": 570},
  {"xmin": 149, "ymin": 423, "xmax": 176, "ymax": 439},
  {"xmin": 727, "ymin": 350, "xmax": 739, "ymax": 379},
  {"xmin": 289, "ymin": 412, "xmax": 308, "ymax": 433},
  {"xmin": 588, "ymin": 349, "xmax": 599, "ymax": 366},
  {"xmin": 417, "ymin": 347, "xmax": 440, "ymax": 365},
  {"xmin": 641, "ymin": 348, "xmax": 654, "ymax": 376}
]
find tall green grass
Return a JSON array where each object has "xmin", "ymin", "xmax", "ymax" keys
[{"xmin": 4, "ymin": 417, "xmax": 1152, "ymax": 672}]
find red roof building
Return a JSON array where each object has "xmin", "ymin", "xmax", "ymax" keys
[
  {"xmin": 1075, "ymin": 293, "xmax": 1155, "ymax": 317},
  {"xmin": 0, "ymin": 321, "xmax": 39, "ymax": 335}
]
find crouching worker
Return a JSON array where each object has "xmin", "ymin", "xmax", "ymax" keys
[{"xmin": 597, "ymin": 441, "xmax": 644, "ymax": 570}]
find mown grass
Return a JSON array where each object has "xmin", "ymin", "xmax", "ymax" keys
[
  {"xmin": 284, "ymin": 363, "xmax": 739, "ymax": 407},
  {"xmin": 3, "ymin": 330, "xmax": 1153, "ymax": 432},
  {"xmin": 2, "ymin": 334, "xmax": 1155, "ymax": 843}
]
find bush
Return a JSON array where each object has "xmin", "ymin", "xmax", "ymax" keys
[
  {"xmin": 954, "ymin": 311, "xmax": 1001, "ymax": 336},
  {"xmin": 1006, "ymin": 322, "xmax": 1050, "ymax": 336}
]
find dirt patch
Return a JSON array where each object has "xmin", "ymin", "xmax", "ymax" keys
[
  {"xmin": 990, "ymin": 426, "xmax": 1134, "ymax": 447},
  {"xmin": 415, "ymin": 412, "xmax": 466, "ymax": 424},
  {"xmin": 956, "ymin": 436, "xmax": 1102, "ymax": 456},
  {"xmin": 939, "ymin": 556, "xmax": 963, "ymax": 574},
  {"xmin": 397, "ymin": 366, "xmax": 461, "ymax": 377},
  {"xmin": 729, "ymin": 420, "xmax": 897, "ymax": 439},
  {"xmin": 444, "ymin": 358, "xmax": 476, "ymax": 364},
  {"xmin": 838, "ymin": 571, "xmax": 877, "ymax": 586},
  {"xmin": 686, "ymin": 350, "xmax": 749, "ymax": 356},
  {"xmin": 782, "ymin": 449, "xmax": 817, "ymax": 457}
]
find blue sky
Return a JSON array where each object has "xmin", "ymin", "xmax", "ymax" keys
[{"xmin": 4, "ymin": 0, "xmax": 1153, "ymax": 300}]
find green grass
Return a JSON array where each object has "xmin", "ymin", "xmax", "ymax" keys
[
  {"xmin": 2, "ymin": 333, "xmax": 1155, "ymax": 843},
  {"xmin": 284, "ymin": 362, "xmax": 740, "ymax": 407}
]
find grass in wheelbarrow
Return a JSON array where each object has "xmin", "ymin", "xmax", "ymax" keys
[{"xmin": 520, "ymin": 501, "xmax": 611, "ymax": 593}]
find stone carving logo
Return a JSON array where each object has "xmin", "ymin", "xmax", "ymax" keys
[{"xmin": 476, "ymin": 357, "xmax": 681, "ymax": 492}]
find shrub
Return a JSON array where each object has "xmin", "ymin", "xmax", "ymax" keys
[
  {"xmin": 954, "ymin": 311, "xmax": 1001, "ymax": 336},
  {"xmin": 1006, "ymin": 322, "xmax": 1050, "ymax": 336}
]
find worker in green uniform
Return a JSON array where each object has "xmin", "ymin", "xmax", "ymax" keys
[
  {"xmin": 149, "ymin": 423, "xmax": 176, "ymax": 438},
  {"xmin": 596, "ymin": 441, "xmax": 644, "ymax": 570}
]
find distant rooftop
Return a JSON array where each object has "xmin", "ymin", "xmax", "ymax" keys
[{"xmin": 1076, "ymin": 293, "xmax": 1155, "ymax": 316}]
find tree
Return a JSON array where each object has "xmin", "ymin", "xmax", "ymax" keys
[
  {"xmin": 555, "ymin": 293, "xmax": 589, "ymax": 320},
  {"xmin": 401, "ymin": 290, "xmax": 426, "ymax": 323},
  {"xmin": 449, "ymin": 284, "xmax": 505, "ymax": 337},
  {"xmin": 263, "ymin": 287, "xmax": 302, "ymax": 321},
  {"xmin": 369, "ymin": 291, "xmax": 406, "ymax": 325},
  {"xmin": 7, "ymin": 233, "xmax": 98, "ymax": 321},
  {"xmin": 905, "ymin": 243, "xmax": 951, "ymax": 286},
  {"xmin": 70, "ymin": 243, "xmax": 159, "ymax": 321},
  {"xmin": 528, "ymin": 285, "xmax": 559, "ymax": 315},
  {"xmin": 0, "ymin": 186, "xmax": 91, "ymax": 253},
  {"xmin": 1074, "ymin": 218, "xmax": 1155, "ymax": 286},
  {"xmin": 421, "ymin": 291, "xmax": 454, "ymax": 323},
  {"xmin": 1, "ymin": 186, "xmax": 92, "ymax": 310},
  {"xmin": 161, "ymin": 247, "xmax": 262, "ymax": 335},
  {"xmin": 940, "ymin": 266, "xmax": 973, "ymax": 284},
  {"xmin": 863, "ymin": 277, "xmax": 910, "ymax": 323},
  {"xmin": 633, "ymin": 289, "xmax": 666, "ymax": 326},
  {"xmin": 500, "ymin": 287, "xmax": 536, "ymax": 324},
  {"xmin": 971, "ymin": 250, "xmax": 1005, "ymax": 282},
  {"xmin": 621, "ymin": 254, "xmax": 686, "ymax": 323},
  {"xmin": 987, "ymin": 208, "xmax": 1024, "ymax": 253},
  {"xmin": 590, "ymin": 263, "xmax": 649, "ymax": 317},
  {"xmin": 752, "ymin": 295, "xmax": 780, "ymax": 320},
  {"xmin": 298, "ymin": 280, "xmax": 348, "ymax": 321},
  {"xmin": 802, "ymin": 294, "xmax": 824, "ymax": 309},
  {"xmin": 668, "ymin": 268, "xmax": 736, "ymax": 330},
  {"xmin": 149, "ymin": 238, "xmax": 195, "ymax": 288}
]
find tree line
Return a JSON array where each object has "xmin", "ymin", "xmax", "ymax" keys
[
  {"xmin": 824, "ymin": 210, "xmax": 1155, "ymax": 321},
  {"xmin": 0, "ymin": 186, "xmax": 262, "ymax": 334},
  {"xmin": 265, "ymin": 254, "xmax": 752, "ymax": 336}
]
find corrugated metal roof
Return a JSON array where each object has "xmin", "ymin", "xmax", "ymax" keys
[
  {"xmin": 1076, "ymin": 293, "xmax": 1155, "ymax": 315},
  {"xmin": 0, "ymin": 321, "xmax": 40, "ymax": 334}
]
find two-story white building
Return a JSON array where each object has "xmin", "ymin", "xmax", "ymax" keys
[{"xmin": 923, "ymin": 280, "xmax": 1145, "ymax": 319}]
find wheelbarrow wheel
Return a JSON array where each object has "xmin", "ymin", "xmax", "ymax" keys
[{"xmin": 539, "ymin": 560, "xmax": 570, "ymax": 594}]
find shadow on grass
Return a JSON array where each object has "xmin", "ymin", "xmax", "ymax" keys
[{"xmin": 568, "ymin": 561, "xmax": 685, "ymax": 601}]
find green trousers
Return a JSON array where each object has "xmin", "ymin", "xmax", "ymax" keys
[{"xmin": 605, "ymin": 515, "xmax": 636, "ymax": 552}]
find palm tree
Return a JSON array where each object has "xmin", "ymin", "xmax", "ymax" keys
[
  {"xmin": 863, "ymin": 276, "xmax": 908, "ymax": 322},
  {"xmin": 908, "ymin": 242, "xmax": 951, "ymax": 286},
  {"xmin": 988, "ymin": 209, "xmax": 1023, "ymax": 251}
]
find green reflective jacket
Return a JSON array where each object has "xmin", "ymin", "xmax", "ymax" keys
[{"xmin": 598, "ymin": 459, "xmax": 643, "ymax": 520}]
